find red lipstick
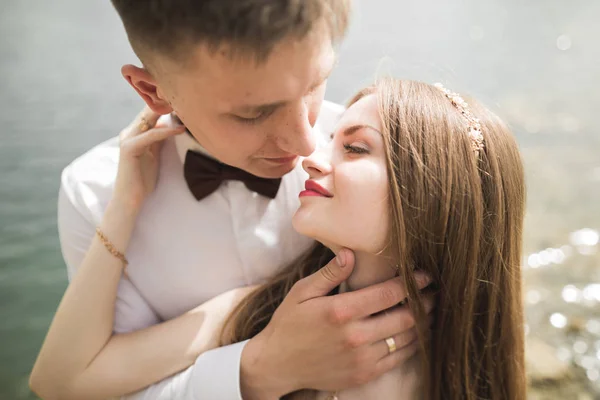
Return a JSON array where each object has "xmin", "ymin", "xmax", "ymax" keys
[{"xmin": 299, "ymin": 180, "xmax": 333, "ymax": 198}]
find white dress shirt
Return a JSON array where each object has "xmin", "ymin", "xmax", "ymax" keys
[{"xmin": 57, "ymin": 101, "xmax": 344, "ymax": 400}]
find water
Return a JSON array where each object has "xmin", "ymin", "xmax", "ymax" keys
[{"xmin": 1, "ymin": 1, "xmax": 599, "ymax": 398}]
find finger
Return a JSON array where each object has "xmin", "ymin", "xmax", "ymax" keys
[
  {"xmin": 409, "ymin": 290, "xmax": 436, "ymax": 315},
  {"xmin": 410, "ymin": 269, "xmax": 433, "ymax": 291},
  {"xmin": 338, "ymin": 270, "xmax": 433, "ymax": 319},
  {"xmin": 371, "ymin": 313, "xmax": 434, "ymax": 360},
  {"xmin": 125, "ymin": 126, "xmax": 186, "ymax": 155},
  {"xmin": 149, "ymin": 141, "xmax": 162, "ymax": 158},
  {"xmin": 134, "ymin": 106, "xmax": 161, "ymax": 131},
  {"xmin": 155, "ymin": 112, "xmax": 185, "ymax": 129},
  {"xmin": 292, "ymin": 249, "xmax": 355, "ymax": 302},
  {"xmin": 370, "ymin": 326, "xmax": 418, "ymax": 360},
  {"xmin": 374, "ymin": 338, "xmax": 420, "ymax": 376},
  {"xmin": 122, "ymin": 107, "xmax": 162, "ymax": 141},
  {"xmin": 368, "ymin": 293, "xmax": 435, "ymax": 341},
  {"xmin": 334, "ymin": 278, "xmax": 406, "ymax": 320},
  {"xmin": 363, "ymin": 294, "xmax": 430, "ymax": 341}
]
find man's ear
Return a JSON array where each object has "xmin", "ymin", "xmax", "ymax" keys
[{"xmin": 121, "ymin": 64, "xmax": 173, "ymax": 115}]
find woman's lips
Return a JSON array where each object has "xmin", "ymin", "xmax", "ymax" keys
[
  {"xmin": 299, "ymin": 180, "xmax": 333, "ymax": 198},
  {"xmin": 299, "ymin": 190, "xmax": 324, "ymax": 197}
]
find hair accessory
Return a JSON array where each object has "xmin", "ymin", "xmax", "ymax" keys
[{"xmin": 434, "ymin": 83, "xmax": 484, "ymax": 154}]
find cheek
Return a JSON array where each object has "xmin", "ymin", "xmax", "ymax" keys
[
  {"xmin": 335, "ymin": 165, "xmax": 389, "ymax": 250},
  {"xmin": 337, "ymin": 163, "xmax": 388, "ymax": 205},
  {"xmin": 193, "ymin": 117, "xmax": 267, "ymax": 160}
]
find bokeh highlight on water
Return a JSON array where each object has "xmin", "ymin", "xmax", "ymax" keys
[{"xmin": 1, "ymin": 1, "xmax": 599, "ymax": 398}]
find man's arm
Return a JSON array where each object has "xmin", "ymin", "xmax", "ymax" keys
[{"xmin": 121, "ymin": 341, "xmax": 248, "ymax": 400}]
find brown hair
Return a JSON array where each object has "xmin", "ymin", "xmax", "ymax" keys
[
  {"xmin": 222, "ymin": 79, "xmax": 527, "ymax": 400},
  {"xmin": 110, "ymin": 0, "xmax": 351, "ymax": 65}
]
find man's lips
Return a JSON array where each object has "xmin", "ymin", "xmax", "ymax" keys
[
  {"xmin": 264, "ymin": 155, "xmax": 298, "ymax": 164},
  {"xmin": 299, "ymin": 180, "xmax": 333, "ymax": 198}
]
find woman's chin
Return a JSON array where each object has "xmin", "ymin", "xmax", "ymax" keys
[
  {"xmin": 291, "ymin": 211, "xmax": 312, "ymax": 237},
  {"xmin": 292, "ymin": 213, "xmax": 340, "ymax": 252},
  {"xmin": 292, "ymin": 211, "xmax": 328, "ymax": 242}
]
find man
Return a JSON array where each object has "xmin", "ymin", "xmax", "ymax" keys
[{"xmin": 46, "ymin": 1, "xmax": 428, "ymax": 398}]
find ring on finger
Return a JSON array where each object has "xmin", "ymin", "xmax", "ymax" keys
[
  {"xmin": 385, "ymin": 336, "xmax": 397, "ymax": 354},
  {"xmin": 139, "ymin": 117, "xmax": 151, "ymax": 132}
]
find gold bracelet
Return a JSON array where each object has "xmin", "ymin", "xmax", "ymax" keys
[{"xmin": 95, "ymin": 227, "xmax": 129, "ymax": 268}]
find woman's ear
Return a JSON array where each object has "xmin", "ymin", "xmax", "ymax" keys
[{"xmin": 121, "ymin": 64, "xmax": 173, "ymax": 115}]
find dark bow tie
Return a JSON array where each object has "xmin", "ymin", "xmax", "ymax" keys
[{"xmin": 183, "ymin": 150, "xmax": 282, "ymax": 201}]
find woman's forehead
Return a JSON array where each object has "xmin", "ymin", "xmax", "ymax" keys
[{"xmin": 337, "ymin": 94, "xmax": 381, "ymax": 132}]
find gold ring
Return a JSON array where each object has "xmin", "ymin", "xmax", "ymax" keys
[
  {"xmin": 385, "ymin": 337, "xmax": 397, "ymax": 354},
  {"xmin": 139, "ymin": 117, "xmax": 150, "ymax": 132}
]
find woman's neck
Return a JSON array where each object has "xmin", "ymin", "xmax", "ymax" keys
[{"xmin": 338, "ymin": 250, "xmax": 397, "ymax": 292}]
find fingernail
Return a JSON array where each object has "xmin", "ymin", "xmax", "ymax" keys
[
  {"xmin": 415, "ymin": 270, "xmax": 431, "ymax": 286},
  {"xmin": 336, "ymin": 250, "xmax": 346, "ymax": 268}
]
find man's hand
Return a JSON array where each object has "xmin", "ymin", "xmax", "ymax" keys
[{"xmin": 240, "ymin": 249, "xmax": 433, "ymax": 399}]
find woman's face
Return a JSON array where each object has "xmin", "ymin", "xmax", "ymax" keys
[{"xmin": 292, "ymin": 94, "xmax": 390, "ymax": 253}]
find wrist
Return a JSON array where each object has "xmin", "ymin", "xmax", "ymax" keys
[
  {"xmin": 240, "ymin": 334, "xmax": 293, "ymax": 400},
  {"xmin": 108, "ymin": 193, "xmax": 143, "ymax": 217},
  {"xmin": 98, "ymin": 197, "xmax": 140, "ymax": 252}
]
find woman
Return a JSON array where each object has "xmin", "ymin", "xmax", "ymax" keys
[
  {"xmin": 219, "ymin": 79, "xmax": 527, "ymax": 399},
  {"xmin": 32, "ymin": 78, "xmax": 526, "ymax": 399}
]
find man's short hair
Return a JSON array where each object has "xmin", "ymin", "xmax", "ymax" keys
[{"xmin": 111, "ymin": 0, "xmax": 351, "ymax": 65}]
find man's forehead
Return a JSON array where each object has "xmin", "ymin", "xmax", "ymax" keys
[
  {"xmin": 229, "ymin": 57, "xmax": 336, "ymax": 113},
  {"xmin": 170, "ymin": 32, "xmax": 336, "ymax": 109}
]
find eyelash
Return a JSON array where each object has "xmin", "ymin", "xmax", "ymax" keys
[
  {"xmin": 235, "ymin": 113, "xmax": 267, "ymax": 125},
  {"xmin": 235, "ymin": 107, "xmax": 278, "ymax": 125},
  {"xmin": 343, "ymin": 143, "xmax": 369, "ymax": 154}
]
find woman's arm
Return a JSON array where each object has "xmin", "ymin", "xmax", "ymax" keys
[
  {"xmin": 30, "ymin": 108, "xmax": 252, "ymax": 399},
  {"xmin": 31, "ymin": 198, "xmax": 256, "ymax": 399},
  {"xmin": 55, "ymin": 280, "xmax": 256, "ymax": 399}
]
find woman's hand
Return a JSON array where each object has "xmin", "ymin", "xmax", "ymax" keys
[{"xmin": 113, "ymin": 107, "xmax": 186, "ymax": 212}]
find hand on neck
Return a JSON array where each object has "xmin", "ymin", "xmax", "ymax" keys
[{"xmin": 330, "ymin": 247, "xmax": 397, "ymax": 292}]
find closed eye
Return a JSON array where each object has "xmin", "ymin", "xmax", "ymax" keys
[
  {"xmin": 343, "ymin": 143, "xmax": 369, "ymax": 154},
  {"xmin": 235, "ymin": 114, "xmax": 265, "ymax": 124},
  {"xmin": 233, "ymin": 106, "xmax": 277, "ymax": 125}
]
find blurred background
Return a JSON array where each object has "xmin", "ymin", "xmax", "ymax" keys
[{"xmin": 1, "ymin": 0, "xmax": 598, "ymax": 398}]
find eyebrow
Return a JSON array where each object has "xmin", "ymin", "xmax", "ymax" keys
[
  {"xmin": 231, "ymin": 60, "xmax": 336, "ymax": 115},
  {"xmin": 341, "ymin": 124, "xmax": 382, "ymax": 137}
]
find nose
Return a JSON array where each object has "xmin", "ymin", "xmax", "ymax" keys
[
  {"xmin": 277, "ymin": 100, "xmax": 317, "ymax": 157},
  {"xmin": 302, "ymin": 147, "xmax": 332, "ymax": 178}
]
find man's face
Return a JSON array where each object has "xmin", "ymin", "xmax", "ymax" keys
[{"xmin": 152, "ymin": 30, "xmax": 336, "ymax": 178}]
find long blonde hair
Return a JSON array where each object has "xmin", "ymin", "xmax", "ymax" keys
[{"xmin": 222, "ymin": 79, "xmax": 526, "ymax": 400}]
